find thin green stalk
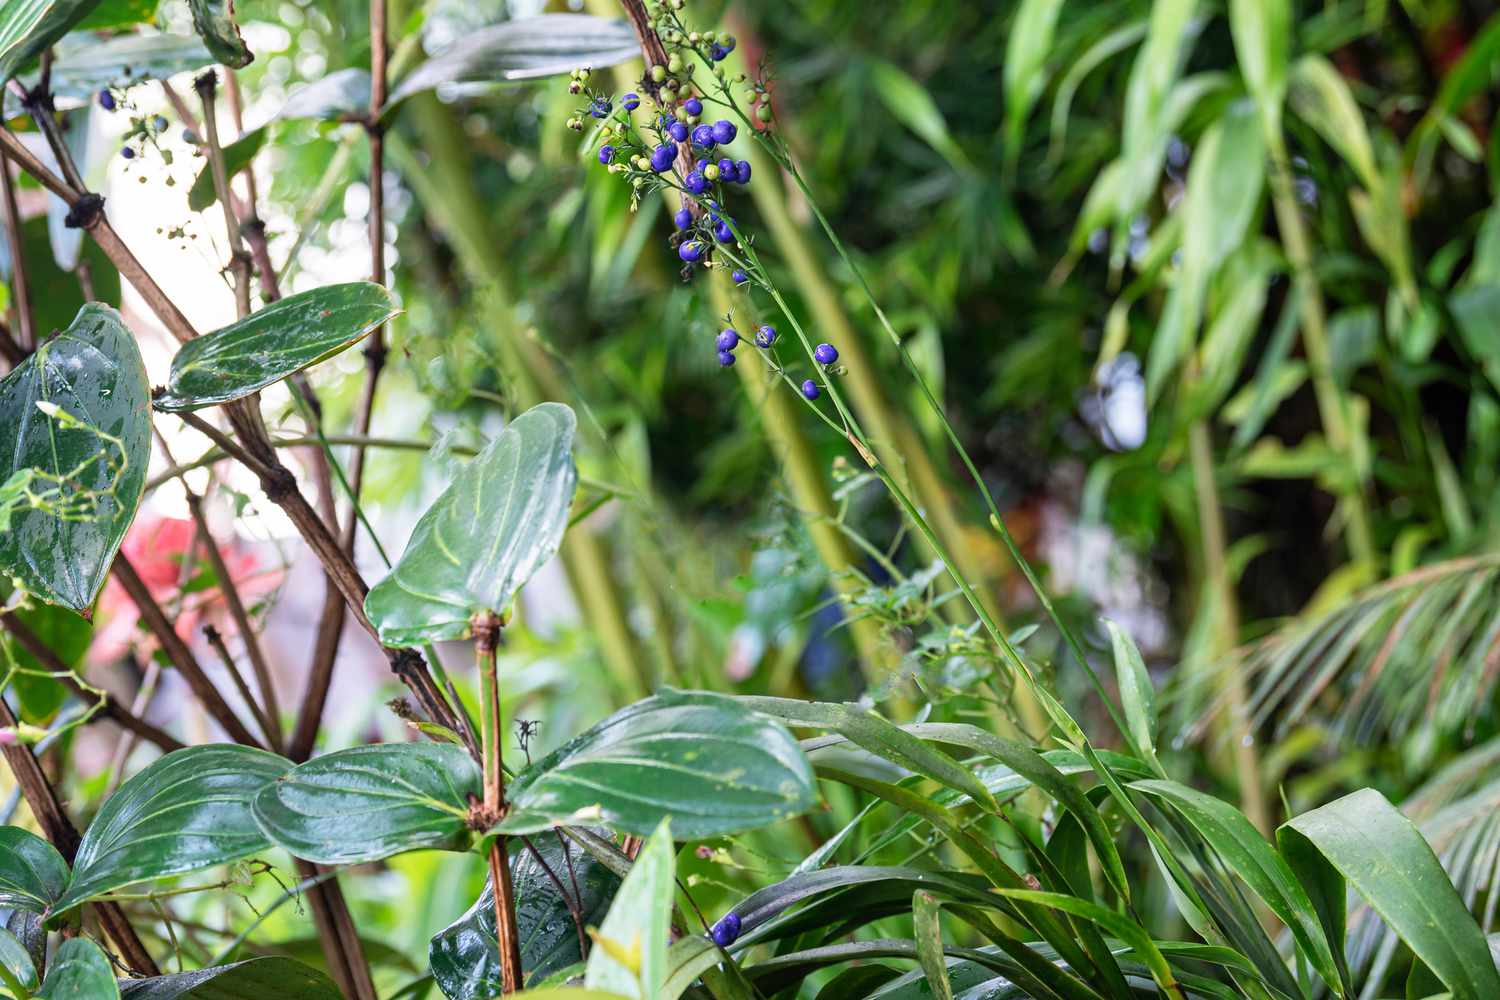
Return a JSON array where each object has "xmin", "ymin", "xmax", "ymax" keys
[
  {"xmin": 1264, "ymin": 129, "xmax": 1377, "ymax": 572},
  {"xmin": 1189, "ymin": 419, "xmax": 1269, "ymax": 834}
]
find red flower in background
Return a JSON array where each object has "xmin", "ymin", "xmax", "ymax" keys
[{"xmin": 89, "ymin": 513, "xmax": 281, "ymax": 666}]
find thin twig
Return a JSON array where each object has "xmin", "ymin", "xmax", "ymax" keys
[
  {"xmin": 195, "ymin": 71, "xmax": 251, "ymax": 318},
  {"xmin": 201, "ymin": 624, "xmax": 280, "ymax": 753},
  {"xmin": 0, "ymin": 149, "xmax": 34, "ymax": 349}
]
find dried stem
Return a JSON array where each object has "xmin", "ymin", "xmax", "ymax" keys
[
  {"xmin": 201, "ymin": 625, "xmax": 280, "ymax": 753},
  {"xmin": 0, "ymin": 149, "xmax": 34, "ymax": 349},
  {"xmin": 195, "ymin": 71, "xmax": 252, "ymax": 319}
]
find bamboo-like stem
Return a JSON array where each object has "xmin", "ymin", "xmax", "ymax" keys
[
  {"xmin": 1263, "ymin": 130, "xmax": 1377, "ymax": 570},
  {"xmin": 0, "ymin": 613, "xmax": 183, "ymax": 752},
  {"xmin": 1188, "ymin": 419, "xmax": 1268, "ymax": 834},
  {"xmin": 0, "ymin": 149, "xmax": 34, "ymax": 349},
  {"xmin": 0, "ymin": 697, "xmax": 160, "ymax": 975},
  {"xmin": 342, "ymin": 0, "xmax": 392, "ymax": 553},
  {"xmin": 475, "ymin": 613, "xmax": 523, "ymax": 993}
]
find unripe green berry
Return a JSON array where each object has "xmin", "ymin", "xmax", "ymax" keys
[
  {"xmin": 688, "ymin": 31, "xmax": 700, "ymax": 43},
  {"xmin": 651, "ymin": 64, "xmax": 667, "ymax": 82},
  {"xmin": 756, "ymin": 103, "xmax": 772, "ymax": 122},
  {"xmin": 578, "ymin": 67, "xmax": 591, "ymax": 81},
  {"xmin": 667, "ymin": 54, "xmax": 683, "ymax": 73},
  {"xmin": 704, "ymin": 163, "xmax": 720, "ymax": 180}
]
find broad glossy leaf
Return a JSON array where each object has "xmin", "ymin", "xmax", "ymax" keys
[
  {"xmin": 1132, "ymin": 779, "xmax": 1342, "ymax": 995},
  {"xmin": 0, "ymin": 0, "xmax": 104, "ymax": 83},
  {"xmin": 153, "ymin": 283, "xmax": 397, "ymax": 412},
  {"xmin": 51, "ymin": 745, "xmax": 291, "ymax": 915},
  {"xmin": 0, "ymin": 304, "xmax": 150, "ymax": 612},
  {"xmin": 494, "ymin": 689, "xmax": 816, "ymax": 839},
  {"xmin": 584, "ymin": 820, "xmax": 672, "ymax": 999},
  {"xmin": 384, "ymin": 15, "xmax": 637, "ymax": 111},
  {"xmin": 20, "ymin": 32, "xmax": 212, "ymax": 106},
  {"xmin": 186, "ymin": 127, "xmax": 266, "ymax": 213},
  {"xmin": 278, "ymin": 68, "xmax": 370, "ymax": 121},
  {"xmin": 189, "ymin": 0, "xmax": 251, "ymax": 67},
  {"xmin": 1281, "ymin": 788, "xmax": 1500, "ymax": 1000},
  {"xmin": 365, "ymin": 402, "xmax": 577, "ymax": 646},
  {"xmin": 252, "ymin": 743, "xmax": 479, "ymax": 865},
  {"xmin": 0, "ymin": 827, "xmax": 69, "ymax": 914},
  {"xmin": 118, "ymin": 958, "xmax": 342, "ymax": 999},
  {"xmin": 0, "ymin": 925, "xmax": 38, "ymax": 994},
  {"xmin": 430, "ymin": 832, "xmax": 619, "ymax": 997},
  {"xmin": 37, "ymin": 938, "xmax": 118, "ymax": 999}
]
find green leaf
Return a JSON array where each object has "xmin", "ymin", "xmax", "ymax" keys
[
  {"xmin": 1105, "ymin": 619, "xmax": 1157, "ymax": 760},
  {"xmin": 51, "ymin": 745, "xmax": 291, "ymax": 916},
  {"xmin": 37, "ymin": 938, "xmax": 119, "ymax": 1000},
  {"xmin": 495, "ymin": 690, "xmax": 815, "ymax": 840},
  {"xmin": 1288, "ymin": 54, "xmax": 1378, "ymax": 190},
  {"xmin": 7, "ymin": 600, "xmax": 93, "ymax": 723},
  {"xmin": 187, "ymin": 126, "xmax": 266, "ymax": 213},
  {"xmin": 430, "ymin": 832, "xmax": 619, "ymax": 997},
  {"xmin": 252, "ymin": 743, "xmax": 479, "ymax": 865},
  {"xmin": 75, "ymin": 0, "xmax": 157, "ymax": 30},
  {"xmin": 0, "ymin": 304, "xmax": 150, "ymax": 613},
  {"xmin": 22, "ymin": 32, "xmax": 212, "ymax": 106},
  {"xmin": 911, "ymin": 890, "xmax": 954, "ymax": 1000},
  {"xmin": 1228, "ymin": 0, "xmax": 1289, "ymax": 127},
  {"xmin": 1407, "ymin": 12, "xmax": 1500, "ymax": 182},
  {"xmin": 0, "ymin": 826, "xmax": 69, "ymax": 914},
  {"xmin": 993, "ymin": 889, "xmax": 1181, "ymax": 997},
  {"xmin": 154, "ymin": 283, "xmax": 398, "ymax": 412},
  {"xmin": 1116, "ymin": 0, "xmax": 1201, "ymax": 220},
  {"xmin": 189, "ymin": 0, "xmax": 251, "ymax": 68},
  {"xmin": 385, "ymin": 15, "xmax": 637, "ymax": 112},
  {"xmin": 0, "ymin": 0, "xmax": 104, "ymax": 83},
  {"xmin": 1131, "ymin": 779, "xmax": 1343, "ymax": 995},
  {"xmin": 0, "ymin": 926, "xmax": 39, "ymax": 995},
  {"xmin": 868, "ymin": 60, "xmax": 970, "ymax": 172},
  {"xmin": 364, "ymin": 402, "xmax": 577, "ymax": 646},
  {"xmin": 1002, "ymin": 0, "xmax": 1064, "ymax": 167},
  {"xmin": 1281, "ymin": 788, "xmax": 1500, "ymax": 1000},
  {"xmin": 118, "ymin": 958, "xmax": 343, "ymax": 999},
  {"xmin": 583, "ymin": 819, "xmax": 673, "ymax": 999},
  {"xmin": 278, "ymin": 68, "xmax": 370, "ymax": 121}
]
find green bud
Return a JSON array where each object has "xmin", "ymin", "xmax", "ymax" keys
[
  {"xmin": 667, "ymin": 54, "xmax": 683, "ymax": 73},
  {"xmin": 674, "ymin": 106, "xmax": 689, "ymax": 122},
  {"xmin": 704, "ymin": 163, "xmax": 720, "ymax": 180},
  {"xmin": 651, "ymin": 64, "xmax": 667, "ymax": 82},
  {"xmin": 756, "ymin": 103, "xmax": 772, "ymax": 123},
  {"xmin": 578, "ymin": 67, "xmax": 591, "ymax": 81},
  {"xmin": 688, "ymin": 31, "xmax": 700, "ymax": 43}
]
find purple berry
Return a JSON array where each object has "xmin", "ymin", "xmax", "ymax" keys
[
  {"xmin": 710, "ymin": 912, "xmax": 741, "ymax": 946},
  {"xmin": 801, "ymin": 379, "xmax": 820, "ymax": 400},
  {"xmin": 716, "ymin": 328, "xmax": 739, "ymax": 351},
  {"xmin": 668, "ymin": 121, "xmax": 689, "ymax": 143},
  {"xmin": 732, "ymin": 269, "xmax": 748, "ymax": 285},
  {"xmin": 734, "ymin": 160, "xmax": 751, "ymax": 183},
  {"xmin": 679, "ymin": 240, "xmax": 704, "ymax": 262},
  {"xmin": 120, "ymin": 146, "xmax": 135, "ymax": 160},
  {"xmin": 691, "ymin": 124, "xmax": 716, "ymax": 148},
  {"xmin": 684, "ymin": 171, "xmax": 708, "ymax": 195},
  {"xmin": 714, "ymin": 220, "xmax": 735, "ymax": 242},
  {"xmin": 717, "ymin": 157, "xmax": 736, "ymax": 181},
  {"xmin": 814, "ymin": 343, "xmax": 839, "ymax": 365},
  {"xmin": 674, "ymin": 208, "xmax": 693, "ymax": 229},
  {"xmin": 710, "ymin": 44, "xmax": 728, "ymax": 62},
  {"xmin": 717, "ymin": 349, "xmax": 736, "ymax": 367},
  {"xmin": 755, "ymin": 325, "xmax": 777, "ymax": 347},
  {"xmin": 598, "ymin": 144, "xmax": 616, "ymax": 165},
  {"xmin": 650, "ymin": 144, "xmax": 675, "ymax": 172},
  {"xmin": 590, "ymin": 97, "xmax": 611, "ymax": 119},
  {"xmin": 98, "ymin": 89, "xmax": 115, "ymax": 111},
  {"xmin": 683, "ymin": 97, "xmax": 703, "ymax": 116},
  {"xmin": 711, "ymin": 120, "xmax": 737, "ymax": 144},
  {"xmin": 622, "ymin": 92, "xmax": 640, "ymax": 111}
]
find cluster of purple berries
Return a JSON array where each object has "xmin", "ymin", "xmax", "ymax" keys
[
  {"xmin": 101, "ymin": 90, "xmax": 171, "ymax": 162},
  {"xmin": 715, "ymin": 323, "xmax": 778, "ymax": 367},
  {"xmin": 710, "ymin": 912, "xmax": 741, "ymax": 947}
]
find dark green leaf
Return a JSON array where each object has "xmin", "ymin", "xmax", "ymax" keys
[
  {"xmin": 189, "ymin": 0, "xmax": 251, "ymax": 68},
  {"xmin": 384, "ymin": 15, "xmax": 637, "ymax": 112},
  {"xmin": 118, "ymin": 958, "xmax": 342, "ymax": 999},
  {"xmin": 0, "ymin": 0, "xmax": 104, "ymax": 83},
  {"xmin": 187, "ymin": 127, "xmax": 266, "ymax": 213},
  {"xmin": 0, "ymin": 826, "xmax": 69, "ymax": 914},
  {"xmin": 153, "ymin": 283, "xmax": 398, "ymax": 412},
  {"xmin": 37, "ymin": 938, "xmax": 118, "ymax": 999},
  {"xmin": 1282, "ymin": 788, "xmax": 1500, "ymax": 1000},
  {"xmin": 75, "ymin": 0, "xmax": 157, "ymax": 30},
  {"xmin": 0, "ymin": 925, "xmax": 38, "ymax": 994},
  {"xmin": 0, "ymin": 304, "xmax": 150, "ymax": 613},
  {"xmin": 364, "ymin": 402, "xmax": 576, "ymax": 646},
  {"xmin": 495, "ymin": 689, "xmax": 816, "ymax": 840},
  {"xmin": 51, "ymin": 745, "xmax": 291, "ymax": 915},
  {"xmin": 252, "ymin": 743, "xmax": 479, "ymax": 865},
  {"xmin": 430, "ymin": 832, "xmax": 619, "ymax": 997},
  {"xmin": 8, "ymin": 600, "xmax": 93, "ymax": 722}
]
